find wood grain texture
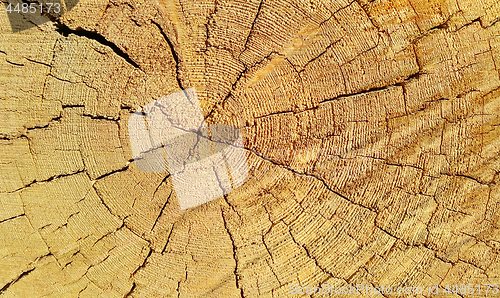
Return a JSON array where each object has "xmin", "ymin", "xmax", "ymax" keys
[{"xmin": 1, "ymin": 0, "xmax": 499, "ymax": 297}]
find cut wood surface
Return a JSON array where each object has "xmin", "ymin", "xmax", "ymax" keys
[{"xmin": 1, "ymin": 0, "xmax": 500, "ymax": 297}]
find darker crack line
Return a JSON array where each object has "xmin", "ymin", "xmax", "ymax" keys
[
  {"xmin": 151, "ymin": 191, "xmax": 172, "ymax": 232},
  {"xmin": 384, "ymin": 225, "xmax": 452, "ymax": 265},
  {"xmin": 442, "ymin": 206, "xmax": 472, "ymax": 217},
  {"xmin": 261, "ymin": 204, "xmax": 278, "ymax": 262},
  {"xmin": 411, "ymin": 10, "xmax": 482, "ymax": 47},
  {"xmin": 130, "ymin": 248, "xmax": 153, "ymax": 278},
  {"xmin": 483, "ymin": 16, "xmax": 500, "ymax": 29},
  {"xmin": 87, "ymin": 174, "xmax": 124, "ymax": 226},
  {"xmin": 250, "ymin": 82, "xmax": 409, "ymax": 123},
  {"xmin": 4, "ymin": 59, "xmax": 24, "ymax": 67},
  {"xmin": 54, "ymin": 23, "xmax": 143, "ymax": 71},
  {"xmin": 24, "ymin": 57, "xmax": 51, "ymax": 68},
  {"xmin": 238, "ymin": 0, "xmax": 264, "ymax": 60},
  {"xmin": 46, "ymin": 73, "xmax": 76, "ymax": 84},
  {"xmin": 213, "ymin": 166, "xmax": 230, "ymax": 200},
  {"xmin": 210, "ymin": 135, "xmax": 378, "ymax": 216},
  {"xmin": 205, "ymin": 50, "xmax": 286, "ymax": 122},
  {"xmin": 463, "ymin": 231, "xmax": 500, "ymax": 254},
  {"xmin": 63, "ymin": 104, "xmax": 85, "ymax": 109},
  {"xmin": 374, "ymin": 224, "xmax": 409, "ymax": 246},
  {"xmin": 123, "ymin": 282, "xmax": 136, "ymax": 298},
  {"xmin": 220, "ymin": 207, "xmax": 245, "ymax": 298},
  {"xmin": 49, "ymin": 71, "xmax": 99, "ymax": 94},
  {"xmin": 77, "ymin": 284, "xmax": 88, "ymax": 297},
  {"xmin": 204, "ymin": 65, "xmax": 247, "ymax": 122},
  {"xmin": 244, "ymin": 146, "xmax": 376, "ymax": 214},
  {"xmin": 254, "ymin": 110, "xmax": 294, "ymax": 120},
  {"xmin": 262, "ymin": 233, "xmax": 274, "ymax": 262},
  {"xmin": 17, "ymin": 189, "xmax": 52, "ymax": 255},
  {"xmin": 0, "ymin": 214, "xmax": 25, "ymax": 224},
  {"xmin": 161, "ymin": 224, "xmax": 175, "ymax": 254},
  {"xmin": 284, "ymin": 57, "xmax": 305, "ymax": 90},
  {"xmin": 385, "ymin": 162, "xmax": 424, "ymax": 171},
  {"xmin": 483, "ymin": 186, "xmax": 494, "ymax": 224},
  {"xmin": 321, "ymin": 83, "xmax": 397, "ymax": 104},
  {"xmin": 440, "ymin": 172, "xmax": 490, "ymax": 186},
  {"xmin": 41, "ymin": 35, "xmax": 60, "ymax": 105},
  {"xmin": 284, "ymin": 221, "xmax": 343, "ymax": 281},
  {"xmin": 250, "ymin": 58, "xmax": 423, "ymax": 121},
  {"xmin": 0, "ymin": 268, "xmax": 35, "ymax": 295},
  {"xmin": 265, "ymin": 259, "xmax": 282, "ymax": 287},
  {"xmin": 299, "ymin": 37, "xmax": 342, "ymax": 73},
  {"xmin": 212, "ymin": 157, "xmax": 241, "ymax": 220},
  {"xmin": 81, "ymin": 249, "xmax": 114, "ymax": 281},
  {"xmin": 90, "ymin": 222, "xmax": 125, "ymax": 249},
  {"xmin": 311, "ymin": 138, "xmax": 325, "ymax": 174},
  {"xmin": 457, "ymin": 258, "xmax": 490, "ymax": 275},
  {"xmin": 151, "ymin": 20, "xmax": 185, "ymax": 90},
  {"xmin": 53, "ymin": 211, "xmax": 81, "ymax": 233},
  {"xmin": 341, "ymin": 33, "xmax": 381, "ymax": 67},
  {"xmin": 198, "ymin": 220, "xmax": 324, "ymax": 297},
  {"xmin": 81, "ymin": 113, "xmax": 119, "ymax": 121},
  {"xmin": 152, "ymin": 174, "xmax": 171, "ymax": 200},
  {"xmin": 453, "ymin": 17, "xmax": 481, "ymax": 33},
  {"xmin": 25, "ymin": 114, "xmax": 62, "ymax": 131},
  {"xmin": 488, "ymin": 39, "xmax": 500, "ymax": 81},
  {"xmin": 6, "ymin": 169, "xmax": 85, "ymax": 193},
  {"xmin": 177, "ymin": 263, "xmax": 188, "ymax": 298},
  {"xmin": 93, "ymin": 164, "xmax": 130, "ymax": 181}
]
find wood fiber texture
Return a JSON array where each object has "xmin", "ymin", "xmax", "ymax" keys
[{"xmin": 1, "ymin": 0, "xmax": 500, "ymax": 297}]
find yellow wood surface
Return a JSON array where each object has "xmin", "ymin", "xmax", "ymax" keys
[{"xmin": 1, "ymin": 0, "xmax": 500, "ymax": 297}]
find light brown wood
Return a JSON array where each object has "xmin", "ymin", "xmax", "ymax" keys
[{"xmin": 1, "ymin": 0, "xmax": 499, "ymax": 297}]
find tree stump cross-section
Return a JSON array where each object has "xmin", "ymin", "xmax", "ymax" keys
[{"xmin": 0, "ymin": 0, "xmax": 500, "ymax": 297}]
